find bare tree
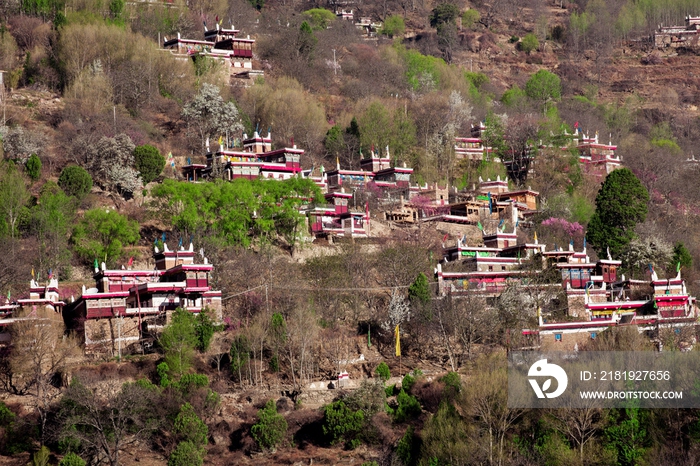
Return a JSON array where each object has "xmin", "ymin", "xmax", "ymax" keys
[
  {"xmin": 9, "ymin": 308, "xmax": 80, "ymax": 445},
  {"xmin": 60, "ymin": 379, "xmax": 162, "ymax": 466}
]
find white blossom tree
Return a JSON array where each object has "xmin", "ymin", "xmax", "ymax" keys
[{"xmin": 181, "ymin": 83, "xmax": 243, "ymax": 151}]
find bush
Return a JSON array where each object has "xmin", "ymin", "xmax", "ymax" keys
[
  {"xmin": 394, "ymin": 390, "xmax": 421, "ymax": 423},
  {"xmin": 173, "ymin": 402, "xmax": 208, "ymax": 449},
  {"xmin": 31, "ymin": 446, "xmax": 50, "ymax": 466},
  {"xmin": 396, "ymin": 426, "xmax": 416, "ymax": 466},
  {"xmin": 322, "ymin": 400, "xmax": 365, "ymax": 447},
  {"xmin": 251, "ymin": 399, "xmax": 288, "ymax": 451},
  {"xmin": 168, "ymin": 441, "xmax": 203, "ymax": 466},
  {"xmin": 462, "ymin": 9, "xmax": 480, "ymax": 29},
  {"xmin": 439, "ymin": 372, "xmax": 461, "ymax": 400},
  {"xmin": 381, "ymin": 15, "xmax": 405, "ymax": 37},
  {"xmin": 58, "ymin": 165, "xmax": 92, "ymax": 200},
  {"xmin": 195, "ymin": 308, "xmax": 216, "ymax": 352},
  {"xmin": 520, "ymin": 33, "xmax": 539, "ymax": 53},
  {"xmin": 59, "ymin": 453, "xmax": 86, "ymax": 466},
  {"xmin": 375, "ymin": 362, "xmax": 390, "ymax": 382},
  {"xmin": 25, "ymin": 154, "xmax": 41, "ymax": 181},
  {"xmin": 157, "ymin": 362, "xmax": 171, "ymax": 387},
  {"xmin": 402, "ymin": 373, "xmax": 416, "ymax": 393},
  {"xmin": 133, "ymin": 145, "xmax": 165, "ymax": 184}
]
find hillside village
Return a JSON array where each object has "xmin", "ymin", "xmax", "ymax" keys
[{"xmin": 3, "ymin": 0, "xmax": 700, "ymax": 464}]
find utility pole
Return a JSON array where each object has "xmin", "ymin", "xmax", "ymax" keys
[{"xmin": 332, "ymin": 49, "xmax": 337, "ymax": 75}]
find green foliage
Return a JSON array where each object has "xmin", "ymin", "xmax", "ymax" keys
[
  {"xmin": 464, "ymin": 71, "xmax": 488, "ymax": 90},
  {"xmin": 462, "ymin": 9, "xmax": 480, "ymax": 29},
  {"xmin": 151, "ymin": 178, "xmax": 322, "ymax": 249},
  {"xmin": 381, "ymin": 15, "xmax": 405, "ymax": 37},
  {"xmin": 401, "ymin": 373, "xmax": 417, "ymax": 393},
  {"xmin": 25, "ymin": 154, "xmax": 41, "ymax": 181},
  {"xmin": 651, "ymin": 138, "xmax": 681, "ymax": 154},
  {"xmin": 525, "ymin": 70, "xmax": 562, "ymax": 110},
  {"xmin": 604, "ymin": 408, "xmax": 649, "ymax": 466},
  {"xmin": 322, "ymin": 400, "xmax": 365, "ymax": 446},
  {"xmin": 176, "ymin": 373, "xmax": 209, "ymax": 397},
  {"xmin": 408, "ymin": 273, "xmax": 431, "ymax": 305},
  {"xmin": 430, "ymin": 3, "xmax": 460, "ymax": 27},
  {"xmin": 394, "ymin": 389, "xmax": 421, "ymax": 423},
  {"xmin": 168, "ymin": 441, "xmax": 203, "ymax": 466},
  {"xmin": 420, "ymin": 403, "xmax": 471, "ymax": 465},
  {"xmin": 133, "ymin": 145, "xmax": 165, "ymax": 185},
  {"xmin": 375, "ymin": 362, "xmax": 391, "ymax": 382},
  {"xmin": 520, "ymin": 33, "xmax": 540, "ymax": 53},
  {"xmin": 385, "ymin": 385, "xmax": 396, "ymax": 397},
  {"xmin": 160, "ymin": 308, "xmax": 198, "ymax": 379},
  {"xmin": 31, "ymin": 446, "xmax": 50, "ymax": 466},
  {"xmin": 194, "ymin": 309, "xmax": 216, "ymax": 352},
  {"xmin": 671, "ymin": 242, "xmax": 693, "ymax": 271},
  {"xmin": 324, "ymin": 125, "xmax": 345, "ymax": 157},
  {"xmin": 157, "ymin": 362, "xmax": 171, "ymax": 387},
  {"xmin": 396, "ymin": 45, "xmax": 446, "ymax": 92},
  {"xmin": 0, "ymin": 161, "xmax": 29, "ymax": 240},
  {"xmin": 30, "ymin": 184, "xmax": 76, "ymax": 275},
  {"xmin": 58, "ymin": 452, "xmax": 86, "ymax": 466},
  {"xmin": 108, "ymin": 0, "xmax": 125, "ymax": 19},
  {"xmin": 71, "ymin": 209, "xmax": 139, "ymax": 267},
  {"xmin": 396, "ymin": 426, "xmax": 417, "ymax": 466},
  {"xmin": 298, "ymin": 21, "xmax": 317, "ymax": 58},
  {"xmin": 501, "ymin": 84, "xmax": 528, "ymax": 108},
  {"xmin": 173, "ymin": 403, "xmax": 208, "ymax": 449},
  {"xmin": 302, "ymin": 8, "xmax": 336, "ymax": 30},
  {"xmin": 0, "ymin": 402, "xmax": 15, "ymax": 426},
  {"xmin": 251, "ymin": 400, "xmax": 288, "ymax": 451},
  {"xmin": 587, "ymin": 168, "xmax": 649, "ymax": 260},
  {"xmin": 439, "ymin": 372, "xmax": 461, "ymax": 400},
  {"xmin": 58, "ymin": 166, "xmax": 93, "ymax": 200}
]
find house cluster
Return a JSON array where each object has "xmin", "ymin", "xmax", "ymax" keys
[
  {"xmin": 654, "ymin": 15, "xmax": 700, "ymax": 49},
  {"xmin": 455, "ymin": 123, "xmax": 621, "ymax": 180},
  {"xmin": 335, "ymin": 8, "xmax": 383, "ymax": 38},
  {"xmin": 162, "ymin": 23, "xmax": 263, "ymax": 81},
  {"xmin": 437, "ymin": 228, "xmax": 698, "ymax": 350}
]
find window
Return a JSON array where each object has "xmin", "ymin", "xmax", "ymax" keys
[
  {"xmin": 555, "ymin": 333, "xmax": 562, "ymax": 342},
  {"xmin": 501, "ymin": 266, "xmax": 506, "ymax": 271},
  {"xmin": 488, "ymin": 265, "xmax": 493, "ymax": 272}
]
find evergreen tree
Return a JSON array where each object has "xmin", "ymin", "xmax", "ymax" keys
[{"xmin": 587, "ymin": 168, "xmax": 648, "ymax": 260}]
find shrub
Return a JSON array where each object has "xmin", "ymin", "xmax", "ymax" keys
[
  {"xmin": 31, "ymin": 446, "xmax": 50, "ymax": 466},
  {"xmin": 381, "ymin": 15, "xmax": 405, "ymax": 37},
  {"xmin": 25, "ymin": 154, "xmax": 41, "ymax": 181},
  {"xmin": 394, "ymin": 390, "xmax": 421, "ymax": 423},
  {"xmin": 520, "ymin": 33, "xmax": 539, "ymax": 53},
  {"xmin": 396, "ymin": 426, "xmax": 416, "ymax": 466},
  {"xmin": 176, "ymin": 373, "xmax": 209, "ymax": 396},
  {"xmin": 173, "ymin": 402, "xmax": 208, "ymax": 449},
  {"xmin": 402, "ymin": 373, "xmax": 416, "ymax": 393},
  {"xmin": 322, "ymin": 400, "xmax": 365, "ymax": 447},
  {"xmin": 194, "ymin": 308, "xmax": 216, "ymax": 352},
  {"xmin": 58, "ymin": 165, "xmax": 92, "ymax": 200},
  {"xmin": 462, "ymin": 9, "xmax": 480, "ymax": 29},
  {"xmin": 168, "ymin": 441, "xmax": 203, "ymax": 466},
  {"xmin": 375, "ymin": 362, "xmax": 390, "ymax": 382},
  {"xmin": 58, "ymin": 453, "xmax": 86, "ymax": 466},
  {"xmin": 439, "ymin": 372, "xmax": 461, "ymax": 400},
  {"xmin": 251, "ymin": 399, "xmax": 288, "ymax": 451},
  {"xmin": 133, "ymin": 145, "xmax": 165, "ymax": 184},
  {"xmin": 157, "ymin": 362, "xmax": 171, "ymax": 387}
]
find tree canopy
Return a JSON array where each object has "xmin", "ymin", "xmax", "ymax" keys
[{"xmin": 587, "ymin": 168, "xmax": 649, "ymax": 260}]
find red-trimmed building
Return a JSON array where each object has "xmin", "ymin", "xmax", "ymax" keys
[{"xmin": 63, "ymin": 243, "xmax": 221, "ymax": 354}]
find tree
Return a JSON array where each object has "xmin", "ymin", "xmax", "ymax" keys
[
  {"xmin": 520, "ymin": 33, "xmax": 539, "ymax": 53},
  {"xmin": 71, "ymin": 208, "xmax": 139, "ymax": 267},
  {"xmin": 462, "ymin": 9, "xmax": 480, "ymax": 29},
  {"xmin": 302, "ymin": 8, "xmax": 336, "ymax": 30},
  {"xmin": 160, "ymin": 308, "xmax": 198, "ymax": 380},
  {"xmin": 297, "ymin": 21, "xmax": 317, "ymax": 59},
  {"xmin": 587, "ymin": 168, "xmax": 649, "ymax": 260},
  {"xmin": 86, "ymin": 134, "xmax": 142, "ymax": 196},
  {"xmin": 1, "ymin": 127, "xmax": 45, "ymax": 165},
  {"xmin": 251, "ymin": 399, "xmax": 288, "ymax": 451},
  {"xmin": 671, "ymin": 242, "xmax": 692, "ymax": 272},
  {"xmin": 60, "ymin": 379, "xmax": 161, "ymax": 466},
  {"xmin": 375, "ymin": 362, "xmax": 391, "ymax": 382},
  {"xmin": 9, "ymin": 308, "xmax": 80, "ymax": 445},
  {"xmin": 359, "ymin": 102, "xmax": 393, "ymax": 156},
  {"xmin": 25, "ymin": 154, "xmax": 41, "ymax": 181},
  {"xmin": 322, "ymin": 400, "xmax": 365, "ymax": 447},
  {"xmin": 381, "ymin": 15, "xmax": 405, "ymax": 38},
  {"xmin": 524, "ymin": 70, "xmax": 561, "ymax": 113},
  {"xmin": 173, "ymin": 403, "xmax": 208, "ymax": 449},
  {"xmin": 430, "ymin": 3, "xmax": 460, "ymax": 63},
  {"xmin": 58, "ymin": 166, "xmax": 93, "ymax": 200},
  {"xmin": 30, "ymin": 183, "xmax": 77, "ymax": 276},
  {"xmin": 408, "ymin": 272, "xmax": 431, "ymax": 305},
  {"xmin": 194, "ymin": 308, "xmax": 216, "ymax": 352},
  {"xmin": 133, "ymin": 145, "xmax": 165, "ymax": 185},
  {"xmin": 181, "ymin": 84, "xmax": 243, "ymax": 151},
  {"xmin": 168, "ymin": 441, "xmax": 203, "ymax": 466},
  {"xmin": 0, "ymin": 162, "xmax": 29, "ymax": 242}
]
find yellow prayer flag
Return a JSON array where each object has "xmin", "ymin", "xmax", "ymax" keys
[
  {"xmin": 31, "ymin": 268, "xmax": 35, "ymax": 279},
  {"xmin": 395, "ymin": 324, "xmax": 401, "ymax": 357},
  {"xmin": 534, "ymin": 231, "xmax": 538, "ymax": 243}
]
